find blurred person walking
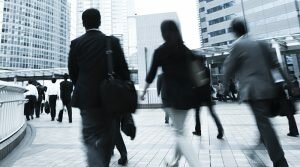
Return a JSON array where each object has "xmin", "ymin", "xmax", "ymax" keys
[
  {"xmin": 229, "ymin": 79, "xmax": 237, "ymax": 101},
  {"xmin": 216, "ymin": 80, "xmax": 225, "ymax": 101},
  {"xmin": 35, "ymin": 82, "xmax": 45, "ymax": 118},
  {"xmin": 223, "ymin": 18, "xmax": 289, "ymax": 167},
  {"xmin": 68, "ymin": 8, "xmax": 130, "ymax": 167},
  {"xmin": 40, "ymin": 86, "xmax": 47, "ymax": 113},
  {"xmin": 141, "ymin": 20, "xmax": 201, "ymax": 167},
  {"xmin": 57, "ymin": 73, "xmax": 73, "ymax": 123},
  {"xmin": 286, "ymin": 75, "xmax": 299, "ymax": 137},
  {"xmin": 47, "ymin": 78, "xmax": 59, "ymax": 121},
  {"xmin": 192, "ymin": 56, "xmax": 224, "ymax": 139},
  {"xmin": 157, "ymin": 73, "xmax": 170, "ymax": 124},
  {"xmin": 24, "ymin": 80, "xmax": 38, "ymax": 121}
]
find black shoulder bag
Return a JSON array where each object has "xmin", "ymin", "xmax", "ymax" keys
[
  {"xmin": 100, "ymin": 36, "xmax": 138, "ymax": 114},
  {"xmin": 260, "ymin": 43, "xmax": 296, "ymax": 117}
]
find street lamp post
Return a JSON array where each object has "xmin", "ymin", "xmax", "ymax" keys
[
  {"xmin": 144, "ymin": 47, "xmax": 150, "ymax": 105},
  {"xmin": 240, "ymin": 0, "xmax": 248, "ymax": 32}
]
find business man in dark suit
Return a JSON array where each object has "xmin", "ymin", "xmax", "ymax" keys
[
  {"xmin": 57, "ymin": 73, "xmax": 73, "ymax": 123},
  {"xmin": 223, "ymin": 18, "xmax": 288, "ymax": 167},
  {"xmin": 68, "ymin": 8, "xmax": 130, "ymax": 167}
]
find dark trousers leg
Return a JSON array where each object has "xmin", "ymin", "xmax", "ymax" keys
[
  {"xmin": 41, "ymin": 103, "xmax": 44, "ymax": 113},
  {"xmin": 58, "ymin": 108, "xmax": 63, "ymax": 121},
  {"xmin": 35, "ymin": 101, "xmax": 41, "ymax": 118},
  {"xmin": 66, "ymin": 101, "xmax": 72, "ymax": 122},
  {"xmin": 194, "ymin": 108, "xmax": 201, "ymax": 132},
  {"xmin": 207, "ymin": 105, "xmax": 223, "ymax": 132},
  {"xmin": 249, "ymin": 100, "xmax": 288, "ymax": 167},
  {"xmin": 287, "ymin": 115, "xmax": 299, "ymax": 135},
  {"xmin": 49, "ymin": 95, "xmax": 57, "ymax": 120},
  {"xmin": 81, "ymin": 109, "xmax": 117, "ymax": 167},
  {"xmin": 24, "ymin": 102, "xmax": 30, "ymax": 120},
  {"xmin": 115, "ymin": 130, "xmax": 127, "ymax": 157}
]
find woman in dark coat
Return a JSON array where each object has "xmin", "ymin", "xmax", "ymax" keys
[
  {"xmin": 141, "ymin": 20, "xmax": 200, "ymax": 167},
  {"xmin": 192, "ymin": 56, "xmax": 224, "ymax": 139}
]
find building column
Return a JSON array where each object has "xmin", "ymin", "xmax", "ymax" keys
[{"xmin": 271, "ymin": 39, "xmax": 287, "ymax": 72}]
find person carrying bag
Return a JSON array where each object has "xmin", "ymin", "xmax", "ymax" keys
[{"xmin": 100, "ymin": 36, "xmax": 138, "ymax": 115}]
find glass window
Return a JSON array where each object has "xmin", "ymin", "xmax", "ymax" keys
[{"xmin": 209, "ymin": 29, "xmax": 226, "ymax": 37}]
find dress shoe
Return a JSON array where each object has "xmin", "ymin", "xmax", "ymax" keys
[
  {"xmin": 57, "ymin": 119, "xmax": 62, "ymax": 123},
  {"xmin": 217, "ymin": 129, "xmax": 224, "ymax": 139},
  {"xmin": 192, "ymin": 131, "xmax": 201, "ymax": 136},
  {"xmin": 287, "ymin": 132, "xmax": 299, "ymax": 137},
  {"xmin": 118, "ymin": 156, "xmax": 128, "ymax": 166}
]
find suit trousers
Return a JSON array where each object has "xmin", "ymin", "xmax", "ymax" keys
[
  {"xmin": 287, "ymin": 115, "xmax": 299, "ymax": 135},
  {"xmin": 58, "ymin": 99, "xmax": 72, "ymax": 122},
  {"xmin": 165, "ymin": 108, "xmax": 200, "ymax": 167},
  {"xmin": 35, "ymin": 100, "xmax": 42, "ymax": 118},
  {"xmin": 49, "ymin": 95, "xmax": 57, "ymax": 120},
  {"xmin": 248, "ymin": 100, "xmax": 288, "ymax": 167},
  {"xmin": 115, "ymin": 117, "xmax": 127, "ymax": 157},
  {"xmin": 81, "ymin": 109, "xmax": 117, "ymax": 167},
  {"xmin": 24, "ymin": 95, "xmax": 36, "ymax": 120}
]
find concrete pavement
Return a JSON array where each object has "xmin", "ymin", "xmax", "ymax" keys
[{"xmin": 1, "ymin": 102, "xmax": 300, "ymax": 167}]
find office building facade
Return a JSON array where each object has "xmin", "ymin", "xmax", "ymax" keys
[
  {"xmin": 0, "ymin": 0, "xmax": 70, "ymax": 69},
  {"xmin": 76, "ymin": 0, "xmax": 129, "ymax": 58},
  {"xmin": 198, "ymin": 0, "xmax": 300, "ymax": 47},
  {"xmin": 135, "ymin": 12, "xmax": 179, "ymax": 88}
]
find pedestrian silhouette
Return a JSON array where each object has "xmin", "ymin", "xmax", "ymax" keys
[
  {"xmin": 223, "ymin": 17, "xmax": 289, "ymax": 167},
  {"xmin": 141, "ymin": 20, "xmax": 201, "ymax": 167},
  {"xmin": 47, "ymin": 78, "xmax": 59, "ymax": 121},
  {"xmin": 57, "ymin": 73, "xmax": 73, "ymax": 123},
  {"xmin": 192, "ymin": 56, "xmax": 224, "ymax": 139},
  {"xmin": 68, "ymin": 8, "xmax": 131, "ymax": 167},
  {"xmin": 24, "ymin": 79, "xmax": 38, "ymax": 121}
]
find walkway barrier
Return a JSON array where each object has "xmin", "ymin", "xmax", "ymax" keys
[
  {"xmin": 0, "ymin": 81, "xmax": 27, "ymax": 143},
  {"xmin": 137, "ymin": 88, "xmax": 162, "ymax": 108}
]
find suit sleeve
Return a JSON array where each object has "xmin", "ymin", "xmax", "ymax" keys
[
  {"xmin": 68, "ymin": 41, "xmax": 79, "ymax": 85},
  {"xmin": 112, "ymin": 37, "xmax": 130, "ymax": 81},
  {"xmin": 223, "ymin": 44, "xmax": 242, "ymax": 90}
]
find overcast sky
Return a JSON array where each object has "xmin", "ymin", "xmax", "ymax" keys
[{"xmin": 71, "ymin": 0, "xmax": 201, "ymax": 49}]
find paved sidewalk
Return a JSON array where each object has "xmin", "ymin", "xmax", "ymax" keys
[{"xmin": 1, "ymin": 102, "xmax": 300, "ymax": 167}]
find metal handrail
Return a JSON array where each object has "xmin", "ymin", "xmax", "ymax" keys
[{"xmin": 0, "ymin": 81, "xmax": 27, "ymax": 143}]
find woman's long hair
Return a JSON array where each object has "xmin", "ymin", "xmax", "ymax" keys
[{"xmin": 161, "ymin": 20, "xmax": 183, "ymax": 46}]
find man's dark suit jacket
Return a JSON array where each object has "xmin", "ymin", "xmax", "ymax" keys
[
  {"xmin": 68, "ymin": 30, "xmax": 130, "ymax": 109},
  {"xmin": 60, "ymin": 80, "xmax": 73, "ymax": 104}
]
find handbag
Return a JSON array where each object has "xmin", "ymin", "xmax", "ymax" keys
[
  {"xmin": 187, "ymin": 53, "xmax": 209, "ymax": 87},
  {"xmin": 44, "ymin": 101, "xmax": 50, "ymax": 114},
  {"xmin": 259, "ymin": 43, "xmax": 297, "ymax": 117},
  {"xmin": 121, "ymin": 114, "xmax": 136, "ymax": 140},
  {"xmin": 100, "ymin": 36, "xmax": 138, "ymax": 114},
  {"xmin": 271, "ymin": 88, "xmax": 297, "ymax": 117}
]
